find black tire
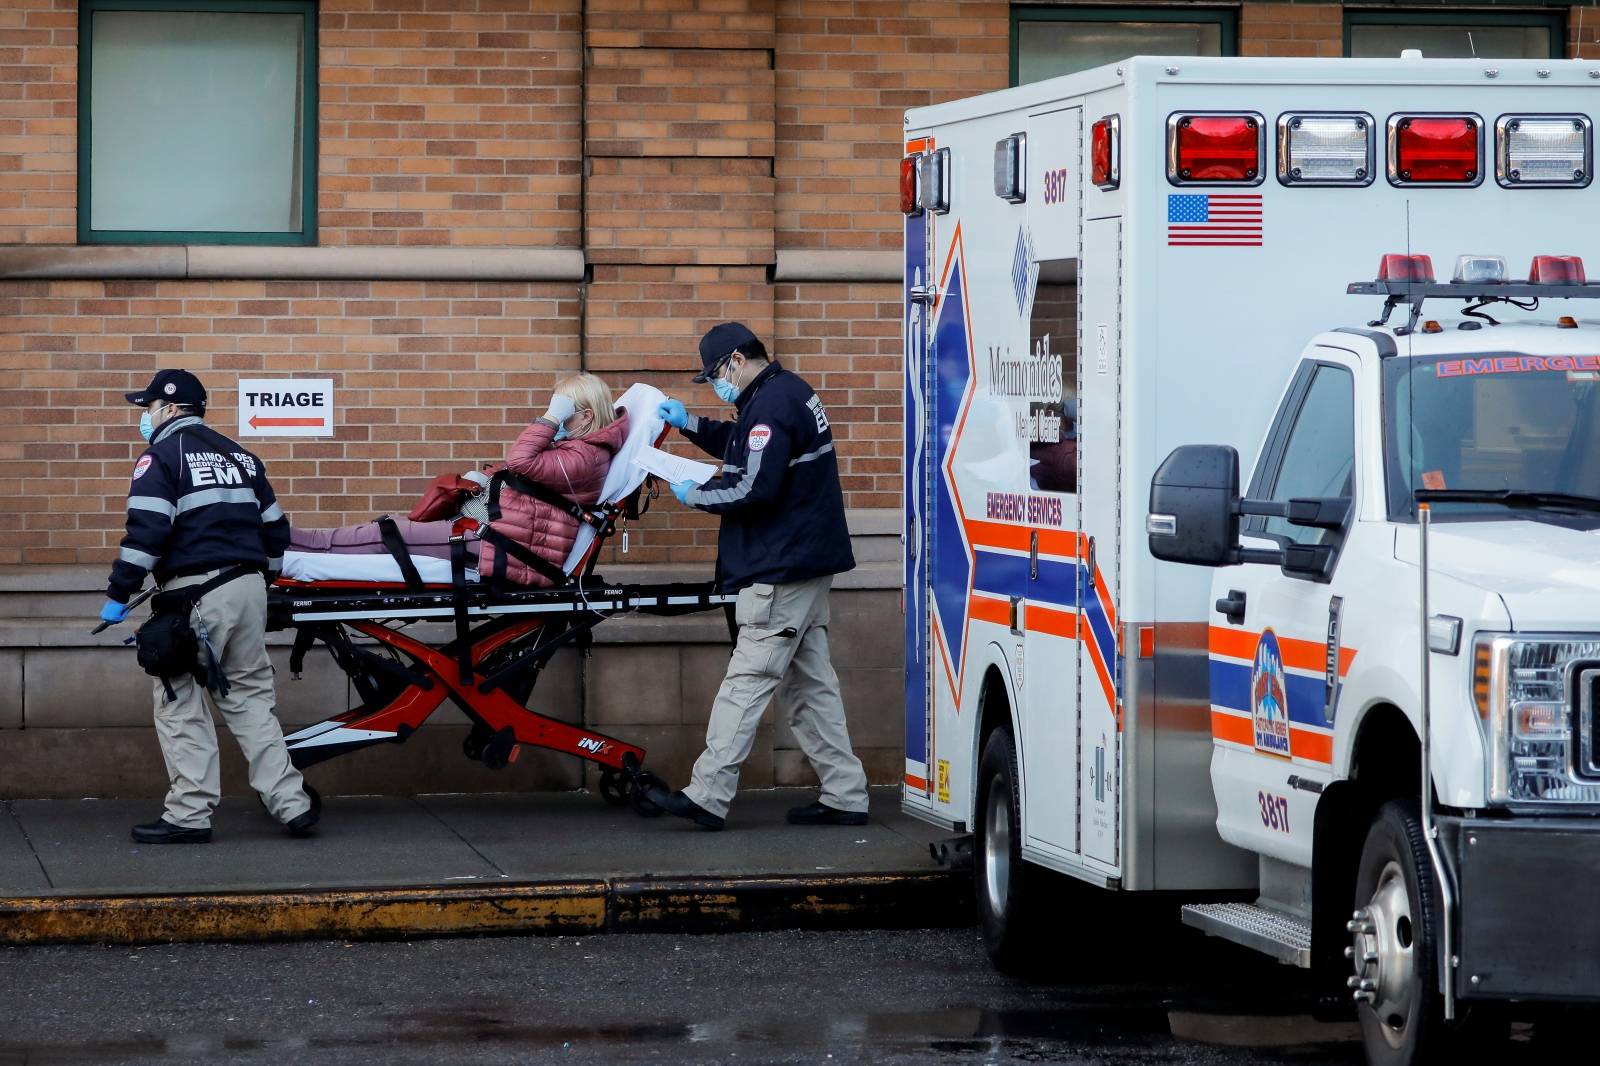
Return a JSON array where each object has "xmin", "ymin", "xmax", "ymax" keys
[
  {"xmin": 974, "ymin": 727, "xmax": 1043, "ymax": 974},
  {"xmin": 1351, "ymin": 798, "xmax": 1447, "ymax": 1066}
]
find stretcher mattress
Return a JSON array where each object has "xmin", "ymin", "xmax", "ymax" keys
[{"xmin": 280, "ymin": 550, "xmax": 480, "ymax": 584}]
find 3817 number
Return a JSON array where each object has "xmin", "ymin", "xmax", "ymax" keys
[{"xmin": 1258, "ymin": 791, "xmax": 1290, "ymax": 833}]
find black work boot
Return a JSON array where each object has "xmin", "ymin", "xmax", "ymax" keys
[
  {"xmin": 285, "ymin": 784, "xmax": 321, "ymax": 838},
  {"xmin": 646, "ymin": 787, "xmax": 725, "ymax": 831},
  {"xmin": 787, "ymin": 801, "xmax": 869, "ymax": 827},
  {"xmin": 131, "ymin": 819, "xmax": 212, "ymax": 845}
]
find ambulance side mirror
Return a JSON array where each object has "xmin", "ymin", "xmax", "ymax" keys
[{"xmin": 1146, "ymin": 445, "xmax": 1245, "ymax": 568}]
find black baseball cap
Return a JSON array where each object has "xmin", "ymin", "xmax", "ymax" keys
[
  {"xmin": 125, "ymin": 369, "xmax": 207, "ymax": 410},
  {"xmin": 693, "ymin": 321, "xmax": 760, "ymax": 382}
]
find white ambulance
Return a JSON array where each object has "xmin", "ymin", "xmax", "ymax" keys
[{"xmin": 901, "ymin": 56, "xmax": 1600, "ymax": 1063}]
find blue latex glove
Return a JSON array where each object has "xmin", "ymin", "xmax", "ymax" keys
[
  {"xmin": 657, "ymin": 398, "xmax": 689, "ymax": 430},
  {"xmin": 670, "ymin": 479, "xmax": 696, "ymax": 506},
  {"xmin": 99, "ymin": 598, "xmax": 129, "ymax": 625}
]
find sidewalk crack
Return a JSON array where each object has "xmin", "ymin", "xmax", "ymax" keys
[
  {"xmin": 6, "ymin": 800, "xmax": 55, "ymax": 890},
  {"xmin": 409, "ymin": 797, "xmax": 506, "ymax": 878}
]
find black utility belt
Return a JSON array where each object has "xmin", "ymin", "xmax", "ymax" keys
[{"xmin": 152, "ymin": 564, "xmax": 260, "ymax": 614}]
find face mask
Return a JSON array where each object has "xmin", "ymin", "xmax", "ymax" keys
[
  {"xmin": 139, "ymin": 411, "xmax": 155, "ymax": 442},
  {"xmin": 713, "ymin": 377, "xmax": 740, "ymax": 404},
  {"xmin": 553, "ymin": 425, "xmax": 569, "ymax": 442}
]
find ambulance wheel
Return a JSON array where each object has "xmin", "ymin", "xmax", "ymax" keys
[
  {"xmin": 1350, "ymin": 798, "xmax": 1449, "ymax": 1066},
  {"xmin": 974, "ymin": 727, "xmax": 1042, "ymax": 975}
]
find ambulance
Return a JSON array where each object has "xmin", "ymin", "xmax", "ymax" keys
[{"xmin": 901, "ymin": 56, "xmax": 1600, "ymax": 1063}]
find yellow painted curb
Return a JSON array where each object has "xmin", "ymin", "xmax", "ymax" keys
[{"xmin": 0, "ymin": 882, "xmax": 609, "ymax": 946}]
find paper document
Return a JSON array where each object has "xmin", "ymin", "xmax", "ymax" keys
[{"xmin": 633, "ymin": 445, "xmax": 717, "ymax": 486}]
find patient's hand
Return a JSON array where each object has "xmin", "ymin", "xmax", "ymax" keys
[{"xmin": 543, "ymin": 393, "xmax": 577, "ymax": 426}]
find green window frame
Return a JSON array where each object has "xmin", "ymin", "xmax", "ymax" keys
[
  {"xmin": 1343, "ymin": 9, "xmax": 1565, "ymax": 60},
  {"xmin": 1011, "ymin": 5, "xmax": 1238, "ymax": 86},
  {"xmin": 78, "ymin": 0, "xmax": 318, "ymax": 246}
]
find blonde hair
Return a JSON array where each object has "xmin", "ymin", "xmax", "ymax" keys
[{"xmin": 553, "ymin": 372, "xmax": 617, "ymax": 439}]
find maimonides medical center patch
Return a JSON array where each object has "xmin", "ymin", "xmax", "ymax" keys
[
  {"xmin": 132, "ymin": 455, "xmax": 153, "ymax": 480},
  {"xmin": 748, "ymin": 424, "xmax": 773, "ymax": 452}
]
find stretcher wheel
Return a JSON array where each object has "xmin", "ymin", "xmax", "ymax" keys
[
  {"xmin": 628, "ymin": 769, "xmax": 667, "ymax": 818},
  {"xmin": 597, "ymin": 768, "xmax": 630, "ymax": 807}
]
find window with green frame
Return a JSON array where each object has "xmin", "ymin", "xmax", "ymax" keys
[
  {"xmin": 1345, "ymin": 10, "xmax": 1563, "ymax": 60},
  {"xmin": 79, "ymin": 0, "xmax": 318, "ymax": 246},
  {"xmin": 1012, "ymin": 6, "xmax": 1237, "ymax": 85}
]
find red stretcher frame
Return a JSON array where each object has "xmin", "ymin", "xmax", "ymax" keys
[{"xmin": 270, "ymin": 578, "xmax": 733, "ymax": 812}]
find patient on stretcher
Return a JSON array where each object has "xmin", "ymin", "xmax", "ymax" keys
[{"xmin": 286, "ymin": 373, "xmax": 628, "ymax": 587}]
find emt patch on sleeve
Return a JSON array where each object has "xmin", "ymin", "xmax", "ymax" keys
[
  {"xmin": 748, "ymin": 424, "xmax": 773, "ymax": 452},
  {"xmin": 132, "ymin": 455, "xmax": 153, "ymax": 480}
]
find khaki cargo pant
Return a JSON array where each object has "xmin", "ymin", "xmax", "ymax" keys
[
  {"xmin": 684, "ymin": 575, "xmax": 869, "ymax": 819},
  {"xmin": 153, "ymin": 569, "xmax": 310, "ymax": 829}
]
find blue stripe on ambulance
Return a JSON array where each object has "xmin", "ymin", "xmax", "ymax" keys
[{"xmin": 1209, "ymin": 658, "xmax": 1330, "ymax": 729}]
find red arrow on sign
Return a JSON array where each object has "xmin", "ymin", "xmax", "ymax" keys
[{"xmin": 249, "ymin": 416, "xmax": 325, "ymax": 428}]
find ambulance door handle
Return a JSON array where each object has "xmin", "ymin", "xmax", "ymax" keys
[
  {"xmin": 1029, "ymin": 531, "xmax": 1038, "ymax": 580},
  {"xmin": 1216, "ymin": 589, "xmax": 1248, "ymax": 626},
  {"xmin": 910, "ymin": 284, "xmax": 939, "ymax": 305},
  {"xmin": 907, "ymin": 516, "xmax": 917, "ymax": 560}
]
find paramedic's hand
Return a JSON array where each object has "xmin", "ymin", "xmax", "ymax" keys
[
  {"xmin": 657, "ymin": 398, "xmax": 689, "ymax": 430},
  {"xmin": 670, "ymin": 479, "xmax": 697, "ymax": 506},
  {"xmin": 99, "ymin": 598, "xmax": 129, "ymax": 625},
  {"xmin": 542, "ymin": 393, "xmax": 577, "ymax": 427}
]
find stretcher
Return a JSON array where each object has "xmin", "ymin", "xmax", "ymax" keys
[{"xmin": 265, "ymin": 384, "xmax": 734, "ymax": 814}]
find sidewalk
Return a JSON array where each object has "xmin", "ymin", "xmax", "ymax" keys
[{"xmin": 0, "ymin": 788, "xmax": 970, "ymax": 945}]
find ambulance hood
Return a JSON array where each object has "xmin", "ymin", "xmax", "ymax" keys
[{"xmin": 1394, "ymin": 519, "xmax": 1600, "ymax": 631}]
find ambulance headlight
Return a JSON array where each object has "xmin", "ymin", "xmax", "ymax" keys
[
  {"xmin": 1277, "ymin": 113, "xmax": 1374, "ymax": 186},
  {"xmin": 1496, "ymin": 115, "xmax": 1592, "ymax": 188},
  {"xmin": 1476, "ymin": 635, "xmax": 1600, "ymax": 805}
]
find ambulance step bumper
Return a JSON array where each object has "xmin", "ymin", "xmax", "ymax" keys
[{"xmin": 1181, "ymin": 902, "xmax": 1312, "ymax": 968}]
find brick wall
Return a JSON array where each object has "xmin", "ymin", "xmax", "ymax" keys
[
  {"xmin": 317, "ymin": 0, "xmax": 583, "ymax": 248},
  {"xmin": 1239, "ymin": 2, "xmax": 1341, "ymax": 58},
  {"xmin": 0, "ymin": 0, "xmax": 76, "ymax": 245},
  {"xmin": 775, "ymin": 0, "xmax": 1009, "ymax": 252},
  {"xmin": 0, "ymin": 279, "xmax": 581, "ymax": 565}
]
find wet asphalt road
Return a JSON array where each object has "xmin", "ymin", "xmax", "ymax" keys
[
  {"xmin": 0, "ymin": 924, "xmax": 1577, "ymax": 1065},
  {"xmin": 4, "ymin": 923, "xmax": 1362, "ymax": 1066}
]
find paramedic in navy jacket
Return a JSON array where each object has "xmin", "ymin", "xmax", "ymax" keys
[
  {"xmin": 101, "ymin": 369, "xmax": 317, "ymax": 844},
  {"xmin": 646, "ymin": 322, "xmax": 870, "ymax": 830}
]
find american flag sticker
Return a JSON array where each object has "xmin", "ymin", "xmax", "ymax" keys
[{"xmin": 1167, "ymin": 193, "xmax": 1263, "ymax": 247}]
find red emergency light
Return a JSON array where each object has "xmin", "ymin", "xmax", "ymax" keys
[
  {"xmin": 1377, "ymin": 254, "xmax": 1435, "ymax": 282},
  {"xmin": 1091, "ymin": 116, "xmax": 1119, "ymax": 189},
  {"xmin": 1528, "ymin": 255, "xmax": 1586, "ymax": 284},
  {"xmin": 1390, "ymin": 116, "xmax": 1481, "ymax": 185},
  {"xmin": 900, "ymin": 155, "xmax": 921, "ymax": 216},
  {"xmin": 1167, "ymin": 114, "xmax": 1262, "ymax": 184}
]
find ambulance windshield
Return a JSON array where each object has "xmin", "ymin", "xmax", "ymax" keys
[{"xmin": 1385, "ymin": 354, "xmax": 1600, "ymax": 521}]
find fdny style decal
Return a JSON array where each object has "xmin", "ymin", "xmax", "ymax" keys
[
  {"xmin": 1250, "ymin": 629, "xmax": 1292, "ymax": 758},
  {"xmin": 748, "ymin": 424, "xmax": 773, "ymax": 452},
  {"xmin": 132, "ymin": 455, "xmax": 153, "ymax": 480},
  {"xmin": 1209, "ymin": 625, "xmax": 1358, "ymax": 765}
]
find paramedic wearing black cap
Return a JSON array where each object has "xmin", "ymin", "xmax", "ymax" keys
[
  {"xmin": 102, "ymin": 369, "xmax": 317, "ymax": 844},
  {"xmin": 646, "ymin": 322, "xmax": 870, "ymax": 830}
]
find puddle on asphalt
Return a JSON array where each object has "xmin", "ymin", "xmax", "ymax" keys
[{"xmin": 0, "ymin": 1004, "xmax": 1361, "ymax": 1064}]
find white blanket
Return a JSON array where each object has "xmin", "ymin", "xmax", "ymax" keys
[{"xmin": 280, "ymin": 550, "xmax": 478, "ymax": 585}]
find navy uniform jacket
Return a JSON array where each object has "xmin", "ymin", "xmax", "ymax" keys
[
  {"xmin": 681, "ymin": 361, "xmax": 855, "ymax": 591},
  {"xmin": 105, "ymin": 416, "xmax": 290, "ymax": 604}
]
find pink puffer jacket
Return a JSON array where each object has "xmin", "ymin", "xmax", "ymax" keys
[{"xmin": 477, "ymin": 413, "xmax": 630, "ymax": 586}]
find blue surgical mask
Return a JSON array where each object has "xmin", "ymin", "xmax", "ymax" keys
[
  {"xmin": 553, "ymin": 425, "xmax": 569, "ymax": 442},
  {"xmin": 138, "ymin": 412, "xmax": 155, "ymax": 442},
  {"xmin": 713, "ymin": 377, "xmax": 740, "ymax": 404}
]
